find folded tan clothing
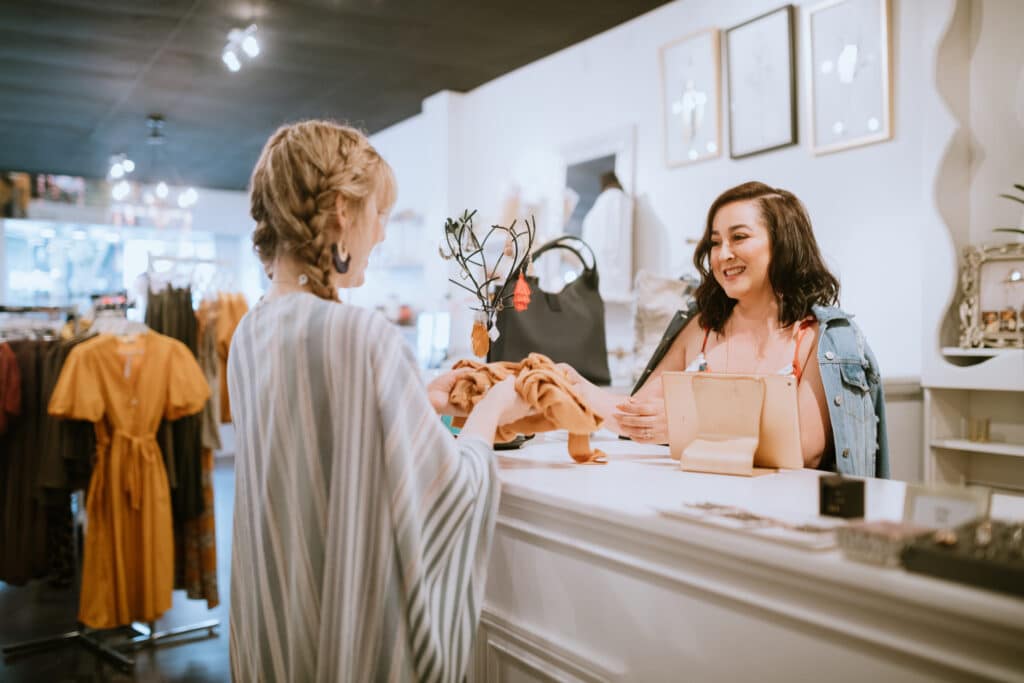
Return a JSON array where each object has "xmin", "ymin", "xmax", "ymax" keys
[{"xmin": 449, "ymin": 353, "xmax": 606, "ymax": 464}]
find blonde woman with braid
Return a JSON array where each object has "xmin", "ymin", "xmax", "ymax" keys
[{"xmin": 228, "ymin": 120, "xmax": 529, "ymax": 682}]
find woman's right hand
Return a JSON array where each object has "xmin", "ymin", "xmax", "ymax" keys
[
  {"xmin": 459, "ymin": 377, "xmax": 533, "ymax": 445},
  {"xmin": 484, "ymin": 377, "xmax": 532, "ymax": 425}
]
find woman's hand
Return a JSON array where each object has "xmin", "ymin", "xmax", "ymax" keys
[
  {"xmin": 555, "ymin": 363, "xmax": 595, "ymax": 399},
  {"xmin": 484, "ymin": 377, "xmax": 533, "ymax": 425},
  {"xmin": 427, "ymin": 367, "xmax": 472, "ymax": 415},
  {"xmin": 459, "ymin": 377, "xmax": 533, "ymax": 445},
  {"xmin": 613, "ymin": 396, "xmax": 669, "ymax": 444}
]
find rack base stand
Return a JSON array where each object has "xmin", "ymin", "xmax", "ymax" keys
[{"xmin": 2, "ymin": 618, "xmax": 220, "ymax": 673}]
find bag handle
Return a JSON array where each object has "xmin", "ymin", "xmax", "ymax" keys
[{"xmin": 529, "ymin": 235, "xmax": 598, "ymax": 274}]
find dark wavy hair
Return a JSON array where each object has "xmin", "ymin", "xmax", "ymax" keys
[{"xmin": 693, "ymin": 181, "xmax": 839, "ymax": 334}]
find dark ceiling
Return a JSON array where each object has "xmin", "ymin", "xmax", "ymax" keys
[{"xmin": 0, "ymin": 0, "xmax": 670, "ymax": 190}]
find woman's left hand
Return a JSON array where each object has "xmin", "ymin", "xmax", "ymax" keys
[
  {"xmin": 613, "ymin": 396, "xmax": 669, "ymax": 444},
  {"xmin": 427, "ymin": 367, "xmax": 472, "ymax": 415}
]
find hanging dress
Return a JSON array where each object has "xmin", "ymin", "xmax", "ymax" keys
[{"xmin": 48, "ymin": 332, "xmax": 209, "ymax": 628}]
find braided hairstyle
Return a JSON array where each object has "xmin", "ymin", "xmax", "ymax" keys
[{"xmin": 250, "ymin": 120, "xmax": 396, "ymax": 300}]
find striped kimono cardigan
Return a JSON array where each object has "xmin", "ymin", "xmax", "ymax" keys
[{"xmin": 228, "ymin": 293, "xmax": 499, "ymax": 682}]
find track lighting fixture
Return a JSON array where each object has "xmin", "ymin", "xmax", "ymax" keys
[{"xmin": 223, "ymin": 25, "xmax": 260, "ymax": 72}]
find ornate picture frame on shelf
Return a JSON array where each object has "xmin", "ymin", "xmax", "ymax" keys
[
  {"xmin": 957, "ymin": 242, "xmax": 1024, "ymax": 349},
  {"xmin": 805, "ymin": 0, "xmax": 893, "ymax": 155}
]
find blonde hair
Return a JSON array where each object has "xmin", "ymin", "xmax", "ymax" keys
[{"xmin": 249, "ymin": 120, "xmax": 397, "ymax": 300}]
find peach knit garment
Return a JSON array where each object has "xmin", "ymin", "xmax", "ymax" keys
[{"xmin": 449, "ymin": 353, "xmax": 606, "ymax": 464}]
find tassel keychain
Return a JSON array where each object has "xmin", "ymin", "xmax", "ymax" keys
[
  {"xmin": 513, "ymin": 270, "xmax": 531, "ymax": 312},
  {"xmin": 471, "ymin": 313, "xmax": 489, "ymax": 358}
]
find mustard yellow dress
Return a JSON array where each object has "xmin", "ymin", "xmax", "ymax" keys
[{"xmin": 49, "ymin": 332, "xmax": 209, "ymax": 628}]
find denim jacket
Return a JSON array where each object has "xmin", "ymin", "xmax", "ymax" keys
[{"xmin": 632, "ymin": 302, "xmax": 890, "ymax": 478}]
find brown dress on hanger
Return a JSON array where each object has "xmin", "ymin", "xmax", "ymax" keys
[
  {"xmin": 216, "ymin": 293, "xmax": 248, "ymax": 423},
  {"xmin": 0, "ymin": 341, "xmax": 20, "ymax": 434},
  {"xmin": 0, "ymin": 340, "xmax": 48, "ymax": 584},
  {"xmin": 49, "ymin": 332, "xmax": 209, "ymax": 628}
]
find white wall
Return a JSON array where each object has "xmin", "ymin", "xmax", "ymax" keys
[
  {"xmin": 447, "ymin": 0, "xmax": 959, "ymax": 380},
  {"xmin": 968, "ymin": 0, "xmax": 1024, "ymax": 245}
]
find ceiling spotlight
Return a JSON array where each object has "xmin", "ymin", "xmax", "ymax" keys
[
  {"xmin": 156, "ymin": 181, "xmax": 169, "ymax": 199},
  {"xmin": 224, "ymin": 24, "xmax": 260, "ymax": 71},
  {"xmin": 242, "ymin": 33, "xmax": 260, "ymax": 58},
  {"xmin": 222, "ymin": 48, "xmax": 242, "ymax": 72}
]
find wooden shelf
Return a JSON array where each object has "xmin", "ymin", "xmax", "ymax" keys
[
  {"xmin": 931, "ymin": 438, "xmax": 1024, "ymax": 458},
  {"xmin": 941, "ymin": 347, "xmax": 1023, "ymax": 358}
]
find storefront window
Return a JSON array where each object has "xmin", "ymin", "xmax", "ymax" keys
[
  {"xmin": 2, "ymin": 219, "xmax": 228, "ymax": 311},
  {"xmin": 2, "ymin": 219, "xmax": 123, "ymax": 308}
]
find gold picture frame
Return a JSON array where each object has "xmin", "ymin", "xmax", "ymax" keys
[
  {"xmin": 805, "ymin": 0, "xmax": 893, "ymax": 155},
  {"xmin": 659, "ymin": 28, "xmax": 722, "ymax": 167},
  {"xmin": 957, "ymin": 242, "xmax": 1024, "ymax": 349}
]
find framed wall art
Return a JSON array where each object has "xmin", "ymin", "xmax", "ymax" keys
[
  {"xmin": 805, "ymin": 0, "xmax": 893, "ymax": 155},
  {"xmin": 726, "ymin": 5, "xmax": 797, "ymax": 159},
  {"xmin": 659, "ymin": 28, "xmax": 721, "ymax": 167}
]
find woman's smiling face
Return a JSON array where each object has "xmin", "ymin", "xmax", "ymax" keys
[{"xmin": 709, "ymin": 199, "xmax": 772, "ymax": 300}]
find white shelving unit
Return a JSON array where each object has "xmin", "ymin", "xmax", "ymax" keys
[
  {"xmin": 923, "ymin": 348, "xmax": 1024, "ymax": 494},
  {"xmin": 930, "ymin": 438, "xmax": 1024, "ymax": 458}
]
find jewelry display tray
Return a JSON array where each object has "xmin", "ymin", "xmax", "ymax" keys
[{"xmin": 900, "ymin": 520, "xmax": 1024, "ymax": 598}]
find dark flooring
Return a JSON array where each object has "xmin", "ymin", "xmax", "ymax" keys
[{"xmin": 0, "ymin": 460, "xmax": 236, "ymax": 683}]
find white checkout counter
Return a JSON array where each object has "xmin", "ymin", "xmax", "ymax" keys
[{"xmin": 469, "ymin": 431, "xmax": 1024, "ymax": 683}]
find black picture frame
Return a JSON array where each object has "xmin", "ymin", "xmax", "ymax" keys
[{"xmin": 725, "ymin": 5, "xmax": 798, "ymax": 160}]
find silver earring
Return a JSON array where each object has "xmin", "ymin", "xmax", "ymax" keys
[{"xmin": 298, "ymin": 274, "xmax": 309, "ymax": 286}]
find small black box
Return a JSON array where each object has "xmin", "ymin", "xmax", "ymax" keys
[{"xmin": 820, "ymin": 475, "xmax": 865, "ymax": 518}]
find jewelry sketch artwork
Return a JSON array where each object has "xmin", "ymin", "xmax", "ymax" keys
[
  {"xmin": 660, "ymin": 29, "xmax": 720, "ymax": 166},
  {"xmin": 808, "ymin": 0, "xmax": 890, "ymax": 152},
  {"xmin": 727, "ymin": 6, "xmax": 795, "ymax": 157}
]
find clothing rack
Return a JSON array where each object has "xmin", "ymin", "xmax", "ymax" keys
[
  {"xmin": 0, "ymin": 304, "xmax": 78, "ymax": 339},
  {"xmin": 1, "ymin": 310, "xmax": 220, "ymax": 671},
  {"xmin": 0, "ymin": 304, "xmax": 77, "ymax": 316}
]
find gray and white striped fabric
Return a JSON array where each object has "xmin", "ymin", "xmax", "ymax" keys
[{"xmin": 228, "ymin": 292, "xmax": 499, "ymax": 682}]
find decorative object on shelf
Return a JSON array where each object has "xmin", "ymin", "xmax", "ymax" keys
[
  {"xmin": 836, "ymin": 520, "xmax": 931, "ymax": 567},
  {"xmin": 659, "ymin": 28, "xmax": 721, "ymax": 166},
  {"xmin": 725, "ymin": 5, "xmax": 798, "ymax": 159},
  {"xmin": 993, "ymin": 182, "xmax": 1024, "ymax": 238},
  {"xmin": 805, "ymin": 0, "xmax": 893, "ymax": 155},
  {"xmin": 819, "ymin": 474, "xmax": 865, "ymax": 518},
  {"xmin": 901, "ymin": 519, "xmax": 1024, "ymax": 598},
  {"xmin": 902, "ymin": 483, "xmax": 991, "ymax": 529},
  {"xmin": 438, "ymin": 210, "xmax": 536, "ymax": 358},
  {"xmin": 966, "ymin": 416, "xmax": 991, "ymax": 443},
  {"xmin": 956, "ymin": 242, "xmax": 1024, "ymax": 348}
]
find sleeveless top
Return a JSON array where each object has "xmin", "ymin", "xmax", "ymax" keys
[{"xmin": 685, "ymin": 320, "xmax": 815, "ymax": 381}]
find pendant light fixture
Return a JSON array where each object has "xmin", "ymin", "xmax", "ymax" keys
[{"xmin": 108, "ymin": 114, "xmax": 199, "ymax": 228}]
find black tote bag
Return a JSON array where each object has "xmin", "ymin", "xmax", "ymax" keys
[{"xmin": 488, "ymin": 235, "xmax": 611, "ymax": 385}]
